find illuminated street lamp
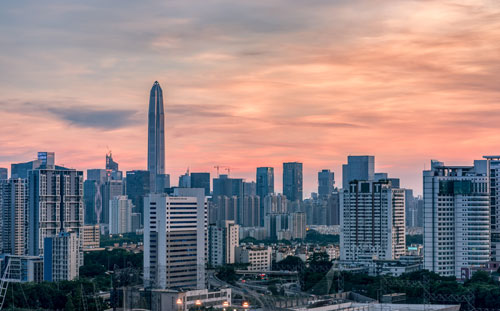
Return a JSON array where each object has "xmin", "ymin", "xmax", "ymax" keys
[
  {"xmin": 195, "ymin": 300, "xmax": 202, "ymax": 306},
  {"xmin": 176, "ymin": 298, "xmax": 183, "ymax": 311},
  {"xmin": 222, "ymin": 301, "xmax": 229, "ymax": 307},
  {"xmin": 242, "ymin": 301, "xmax": 249, "ymax": 308}
]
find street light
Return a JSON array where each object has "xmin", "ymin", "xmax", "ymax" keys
[
  {"xmin": 222, "ymin": 301, "xmax": 229, "ymax": 307},
  {"xmin": 195, "ymin": 299, "xmax": 202, "ymax": 311},
  {"xmin": 176, "ymin": 298, "xmax": 183, "ymax": 311},
  {"xmin": 242, "ymin": 301, "xmax": 249, "ymax": 308}
]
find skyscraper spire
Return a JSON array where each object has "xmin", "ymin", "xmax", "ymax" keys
[{"xmin": 148, "ymin": 81, "xmax": 165, "ymax": 192}]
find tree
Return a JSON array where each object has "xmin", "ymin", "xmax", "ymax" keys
[
  {"xmin": 274, "ymin": 256, "xmax": 305, "ymax": 272},
  {"xmin": 64, "ymin": 296, "xmax": 75, "ymax": 311}
]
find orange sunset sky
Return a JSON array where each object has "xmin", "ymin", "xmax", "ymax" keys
[{"xmin": 1, "ymin": 0, "xmax": 500, "ymax": 196}]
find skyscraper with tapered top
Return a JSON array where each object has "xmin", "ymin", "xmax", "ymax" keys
[{"xmin": 148, "ymin": 81, "xmax": 166, "ymax": 192}]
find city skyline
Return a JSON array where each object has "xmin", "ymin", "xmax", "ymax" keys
[{"xmin": 2, "ymin": 0, "xmax": 500, "ymax": 196}]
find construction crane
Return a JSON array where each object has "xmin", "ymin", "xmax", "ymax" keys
[{"xmin": 213, "ymin": 165, "xmax": 231, "ymax": 177}]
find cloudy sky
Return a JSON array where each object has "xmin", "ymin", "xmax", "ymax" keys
[{"xmin": 1, "ymin": 0, "xmax": 500, "ymax": 195}]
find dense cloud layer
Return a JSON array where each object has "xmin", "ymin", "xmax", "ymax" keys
[{"xmin": 1, "ymin": 0, "xmax": 499, "ymax": 194}]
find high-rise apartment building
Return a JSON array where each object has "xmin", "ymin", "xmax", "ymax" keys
[
  {"xmin": 208, "ymin": 220, "xmax": 239, "ymax": 267},
  {"xmin": 109, "ymin": 195, "xmax": 133, "ymax": 234},
  {"xmin": 340, "ymin": 180, "xmax": 405, "ymax": 261},
  {"xmin": 148, "ymin": 81, "xmax": 166, "ymax": 193},
  {"xmin": 484, "ymin": 156, "xmax": 500, "ymax": 262},
  {"xmin": 28, "ymin": 167, "xmax": 84, "ymax": 258},
  {"xmin": 289, "ymin": 212, "xmax": 306, "ymax": 240},
  {"xmin": 144, "ymin": 189, "xmax": 207, "ymax": 290},
  {"xmin": 263, "ymin": 194, "xmax": 287, "ymax": 215},
  {"xmin": 318, "ymin": 169, "xmax": 335, "ymax": 197},
  {"xmin": 240, "ymin": 195, "xmax": 260, "ymax": 227},
  {"xmin": 283, "ymin": 162, "xmax": 303, "ymax": 202},
  {"xmin": 423, "ymin": 160, "xmax": 490, "ymax": 279},
  {"xmin": 43, "ymin": 231, "xmax": 80, "ymax": 282},
  {"xmin": 190, "ymin": 173, "xmax": 210, "ymax": 196},
  {"xmin": 342, "ymin": 156, "xmax": 375, "ymax": 189},
  {"xmin": 0, "ymin": 178, "xmax": 28, "ymax": 255},
  {"xmin": 243, "ymin": 181, "xmax": 257, "ymax": 196}
]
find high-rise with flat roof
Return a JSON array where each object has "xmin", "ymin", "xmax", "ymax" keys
[
  {"xmin": 283, "ymin": 162, "xmax": 303, "ymax": 203},
  {"xmin": 340, "ymin": 180, "xmax": 405, "ymax": 261},
  {"xmin": 109, "ymin": 195, "xmax": 133, "ymax": 234},
  {"xmin": 342, "ymin": 156, "xmax": 375, "ymax": 188},
  {"xmin": 208, "ymin": 220, "xmax": 239, "ymax": 267},
  {"xmin": 126, "ymin": 170, "xmax": 151, "ymax": 223},
  {"xmin": 190, "ymin": 173, "xmax": 210, "ymax": 196},
  {"xmin": 318, "ymin": 169, "xmax": 335, "ymax": 197},
  {"xmin": 0, "ymin": 178, "xmax": 28, "ymax": 255},
  {"xmin": 256, "ymin": 167, "xmax": 274, "ymax": 225},
  {"xmin": 423, "ymin": 160, "xmax": 490, "ymax": 279},
  {"xmin": 484, "ymin": 156, "xmax": 500, "ymax": 262},
  {"xmin": 28, "ymin": 167, "xmax": 84, "ymax": 258},
  {"xmin": 144, "ymin": 189, "xmax": 207, "ymax": 290},
  {"xmin": 43, "ymin": 231, "xmax": 80, "ymax": 282},
  {"xmin": 0, "ymin": 168, "xmax": 7, "ymax": 180}
]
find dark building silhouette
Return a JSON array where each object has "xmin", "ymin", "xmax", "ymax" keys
[
  {"xmin": 318, "ymin": 169, "xmax": 334, "ymax": 197},
  {"xmin": 126, "ymin": 170, "xmax": 151, "ymax": 223},
  {"xmin": 283, "ymin": 162, "xmax": 303, "ymax": 202},
  {"xmin": 191, "ymin": 172, "xmax": 210, "ymax": 196},
  {"xmin": 147, "ymin": 81, "xmax": 166, "ymax": 192}
]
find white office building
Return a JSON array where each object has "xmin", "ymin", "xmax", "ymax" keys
[
  {"xmin": 208, "ymin": 220, "xmax": 239, "ymax": 267},
  {"xmin": 340, "ymin": 180, "xmax": 405, "ymax": 261},
  {"xmin": 423, "ymin": 160, "xmax": 490, "ymax": 279},
  {"xmin": 109, "ymin": 195, "xmax": 133, "ymax": 234},
  {"xmin": 144, "ymin": 189, "xmax": 207, "ymax": 289}
]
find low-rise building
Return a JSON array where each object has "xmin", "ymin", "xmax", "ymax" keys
[
  {"xmin": 235, "ymin": 245, "xmax": 272, "ymax": 271},
  {"xmin": 82, "ymin": 225, "xmax": 100, "ymax": 250},
  {"xmin": 0, "ymin": 255, "xmax": 43, "ymax": 283},
  {"xmin": 151, "ymin": 288, "xmax": 231, "ymax": 311}
]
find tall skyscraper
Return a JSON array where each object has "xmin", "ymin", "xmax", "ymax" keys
[
  {"xmin": 84, "ymin": 169, "xmax": 107, "ymax": 225},
  {"xmin": 318, "ymin": 169, "xmax": 335, "ymax": 197},
  {"xmin": 28, "ymin": 167, "xmax": 84, "ymax": 257},
  {"xmin": 0, "ymin": 178, "xmax": 28, "ymax": 255},
  {"xmin": 283, "ymin": 162, "xmax": 303, "ymax": 203},
  {"xmin": 340, "ymin": 180, "xmax": 406, "ymax": 261},
  {"xmin": 191, "ymin": 172, "xmax": 210, "ymax": 196},
  {"xmin": 144, "ymin": 189, "xmax": 207, "ymax": 289},
  {"xmin": 342, "ymin": 155, "xmax": 375, "ymax": 188},
  {"xmin": 424, "ymin": 160, "xmax": 490, "ymax": 278},
  {"xmin": 148, "ymin": 81, "xmax": 166, "ymax": 193}
]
